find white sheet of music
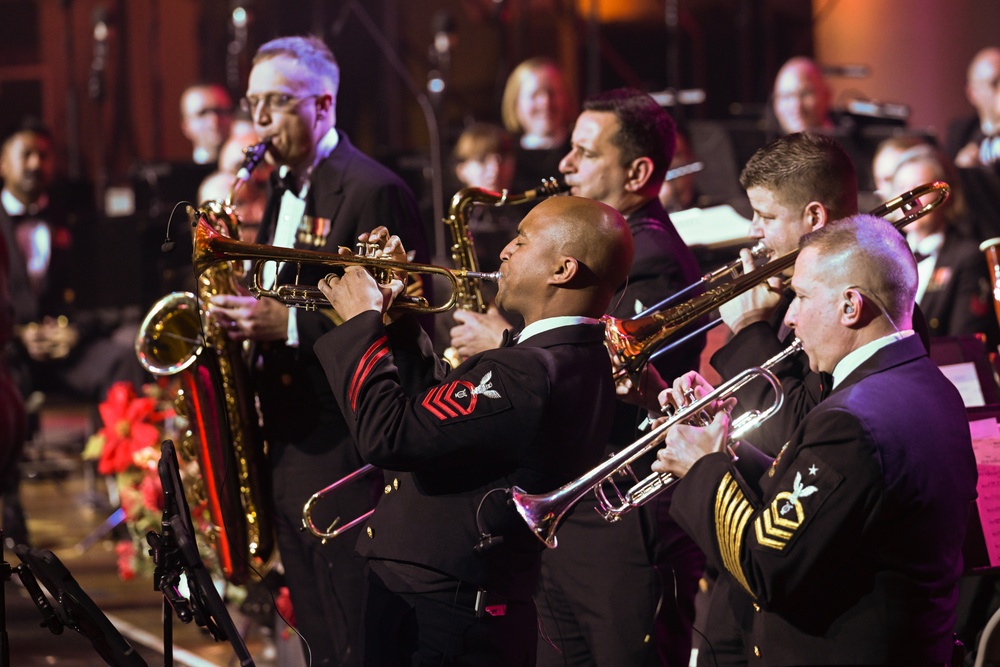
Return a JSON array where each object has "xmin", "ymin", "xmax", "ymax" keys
[
  {"xmin": 970, "ymin": 417, "xmax": 1000, "ymax": 568},
  {"xmin": 670, "ymin": 205, "xmax": 752, "ymax": 249},
  {"xmin": 939, "ymin": 362, "xmax": 986, "ymax": 408}
]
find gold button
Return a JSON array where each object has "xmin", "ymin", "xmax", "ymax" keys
[
  {"xmin": 753, "ymin": 646, "xmax": 761, "ymax": 658},
  {"xmin": 393, "ymin": 478, "xmax": 400, "ymax": 490},
  {"xmin": 366, "ymin": 526, "xmax": 373, "ymax": 538},
  {"xmin": 753, "ymin": 602, "xmax": 760, "ymax": 612},
  {"xmin": 929, "ymin": 317, "xmax": 940, "ymax": 329},
  {"xmin": 383, "ymin": 485, "xmax": 391, "ymax": 494}
]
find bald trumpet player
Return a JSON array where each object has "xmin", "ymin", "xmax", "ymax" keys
[
  {"xmin": 654, "ymin": 213, "xmax": 976, "ymax": 665},
  {"xmin": 313, "ymin": 195, "xmax": 632, "ymax": 665}
]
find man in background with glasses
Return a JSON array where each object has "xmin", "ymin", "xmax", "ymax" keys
[{"xmin": 208, "ymin": 35, "xmax": 429, "ymax": 666}]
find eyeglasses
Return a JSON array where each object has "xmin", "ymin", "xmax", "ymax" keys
[{"xmin": 239, "ymin": 93, "xmax": 320, "ymax": 115}]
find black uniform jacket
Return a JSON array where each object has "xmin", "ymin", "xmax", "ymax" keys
[
  {"xmin": 253, "ymin": 131, "xmax": 426, "ymax": 446},
  {"xmin": 673, "ymin": 335, "xmax": 977, "ymax": 665},
  {"xmin": 316, "ymin": 314, "xmax": 617, "ymax": 599}
]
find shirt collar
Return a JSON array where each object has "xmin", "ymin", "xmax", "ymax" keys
[
  {"xmin": 907, "ymin": 230, "xmax": 944, "ymax": 258},
  {"xmin": 1, "ymin": 189, "xmax": 47, "ymax": 216},
  {"xmin": 831, "ymin": 330, "xmax": 914, "ymax": 389},
  {"xmin": 516, "ymin": 316, "xmax": 602, "ymax": 343},
  {"xmin": 277, "ymin": 128, "xmax": 340, "ymax": 198}
]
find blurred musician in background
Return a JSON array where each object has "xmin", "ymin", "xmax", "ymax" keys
[
  {"xmin": 501, "ymin": 57, "xmax": 574, "ymax": 193},
  {"xmin": 206, "ymin": 35, "xmax": 429, "ymax": 666},
  {"xmin": 888, "ymin": 143, "xmax": 998, "ymax": 347},
  {"xmin": 772, "ymin": 57, "xmax": 834, "ymax": 136},
  {"xmin": 314, "ymin": 195, "xmax": 629, "ymax": 665},
  {"xmin": 872, "ymin": 134, "xmax": 927, "ymax": 201},
  {"xmin": 657, "ymin": 214, "xmax": 976, "ymax": 665},
  {"xmin": 179, "ymin": 83, "xmax": 234, "ymax": 166},
  {"xmin": 947, "ymin": 47, "xmax": 1000, "ymax": 169}
]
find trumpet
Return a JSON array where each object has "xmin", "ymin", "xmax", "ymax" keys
[
  {"xmin": 511, "ymin": 339, "xmax": 801, "ymax": 548},
  {"xmin": 607, "ymin": 180, "xmax": 951, "ymax": 381},
  {"xmin": 192, "ymin": 217, "xmax": 499, "ymax": 313}
]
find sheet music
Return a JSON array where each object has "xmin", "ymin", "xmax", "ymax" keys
[
  {"xmin": 670, "ymin": 205, "xmax": 752, "ymax": 248},
  {"xmin": 970, "ymin": 417, "xmax": 1000, "ymax": 567},
  {"xmin": 939, "ymin": 362, "xmax": 986, "ymax": 407}
]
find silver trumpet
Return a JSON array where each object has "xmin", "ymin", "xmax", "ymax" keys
[{"xmin": 511, "ymin": 338, "xmax": 802, "ymax": 548}]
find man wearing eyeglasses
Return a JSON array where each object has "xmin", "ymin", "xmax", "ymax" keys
[
  {"xmin": 208, "ymin": 35, "xmax": 429, "ymax": 666},
  {"xmin": 179, "ymin": 83, "xmax": 233, "ymax": 166}
]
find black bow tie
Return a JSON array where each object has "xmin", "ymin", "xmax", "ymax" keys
[{"xmin": 913, "ymin": 250, "xmax": 932, "ymax": 264}]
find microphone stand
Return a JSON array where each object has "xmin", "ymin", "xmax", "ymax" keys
[
  {"xmin": 146, "ymin": 500, "xmax": 192, "ymax": 667},
  {"xmin": 331, "ymin": 0, "xmax": 446, "ymax": 258}
]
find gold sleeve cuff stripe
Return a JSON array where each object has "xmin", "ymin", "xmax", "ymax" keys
[{"xmin": 714, "ymin": 472, "xmax": 755, "ymax": 597}]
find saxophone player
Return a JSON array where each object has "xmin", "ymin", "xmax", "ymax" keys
[{"xmin": 207, "ymin": 36, "xmax": 430, "ymax": 666}]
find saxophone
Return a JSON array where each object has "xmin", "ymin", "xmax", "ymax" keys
[
  {"xmin": 443, "ymin": 177, "xmax": 567, "ymax": 366},
  {"xmin": 135, "ymin": 143, "xmax": 273, "ymax": 584}
]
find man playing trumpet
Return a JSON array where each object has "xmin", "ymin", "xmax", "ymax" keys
[
  {"xmin": 314, "ymin": 195, "xmax": 632, "ymax": 665},
  {"xmin": 656, "ymin": 214, "xmax": 976, "ymax": 665}
]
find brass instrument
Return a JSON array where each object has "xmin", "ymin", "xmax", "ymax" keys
[
  {"xmin": 512, "ymin": 339, "xmax": 801, "ymax": 548},
  {"xmin": 443, "ymin": 178, "xmax": 568, "ymax": 366},
  {"xmin": 299, "ymin": 179, "xmax": 567, "ymax": 541},
  {"xmin": 608, "ymin": 180, "xmax": 951, "ymax": 381},
  {"xmin": 193, "ymin": 218, "xmax": 498, "ymax": 314},
  {"xmin": 135, "ymin": 142, "xmax": 274, "ymax": 584},
  {"xmin": 301, "ymin": 464, "xmax": 379, "ymax": 542},
  {"xmin": 980, "ymin": 237, "xmax": 1000, "ymax": 328}
]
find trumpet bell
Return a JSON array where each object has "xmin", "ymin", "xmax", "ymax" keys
[{"xmin": 135, "ymin": 292, "xmax": 203, "ymax": 376}]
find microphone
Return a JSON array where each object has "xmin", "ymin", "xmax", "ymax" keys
[
  {"xmin": 162, "ymin": 202, "xmax": 196, "ymax": 253},
  {"xmin": 88, "ymin": 6, "xmax": 110, "ymax": 103},
  {"xmin": 846, "ymin": 98, "xmax": 910, "ymax": 121},
  {"xmin": 821, "ymin": 64, "xmax": 870, "ymax": 78}
]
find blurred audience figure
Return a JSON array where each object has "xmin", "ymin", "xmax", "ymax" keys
[
  {"xmin": 947, "ymin": 47, "xmax": 1000, "ymax": 168},
  {"xmin": 872, "ymin": 134, "xmax": 928, "ymax": 201},
  {"xmin": 180, "ymin": 83, "xmax": 234, "ymax": 166},
  {"xmin": 889, "ymin": 143, "xmax": 998, "ymax": 346},
  {"xmin": 501, "ymin": 57, "xmax": 574, "ymax": 192},
  {"xmin": 452, "ymin": 122, "xmax": 519, "ymax": 270},
  {"xmin": 0, "ymin": 121, "xmax": 146, "ymax": 403},
  {"xmin": 772, "ymin": 57, "xmax": 834, "ymax": 135},
  {"xmin": 659, "ymin": 128, "xmax": 700, "ymax": 213}
]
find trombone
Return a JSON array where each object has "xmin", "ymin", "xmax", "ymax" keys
[
  {"xmin": 607, "ymin": 180, "xmax": 951, "ymax": 381},
  {"xmin": 192, "ymin": 216, "xmax": 499, "ymax": 313},
  {"xmin": 511, "ymin": 338, "xmax": 801, "ymax": 548}
]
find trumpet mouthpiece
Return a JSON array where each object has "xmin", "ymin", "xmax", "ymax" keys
[{"xmin": 466, "ymin": 270, "xmax": 501, "ymax": 283}]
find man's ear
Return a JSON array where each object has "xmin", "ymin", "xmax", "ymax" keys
[
  {"xmin": 841, "ymin": 288, "xmax": 863, "ymax": 326},
  {"xmin": 624, "ymin": 156, "xmax": 655, "ymax": 192},
  {"xmin": 550, "ymin": 256, "xmax": 579, "ymax": 285},
  {"xmin": 804, "ymin": 201, "xmax": 830, "ymax": 231}
]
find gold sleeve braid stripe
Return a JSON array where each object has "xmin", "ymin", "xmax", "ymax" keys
[
  {"xmin": 714, "ymin": 472, "xmax": 756, "ymax": 598},
  {"xmin": 754, "ymin": 490, "xmax": 804, "ymax": 551}
]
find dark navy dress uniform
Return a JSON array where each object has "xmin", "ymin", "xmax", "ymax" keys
[
  {"xmin": 672, "ymin": 335, "xmax": 978, "ymax": 666},
  {"xmin": 315, "ymin": 313, "xmax": 617, "ymax": 666}
]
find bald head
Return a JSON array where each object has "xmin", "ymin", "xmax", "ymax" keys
[
  {"xmin": 773, "ymin": 57, "xmax": 832, "ymax": 134},
  {"xmin": 967, "ymin": 47, "xmax": 1000, "ymax": 131},
  {"xmin": 496, "ymin": 196, "xmax": 633, "ymax": 321}
]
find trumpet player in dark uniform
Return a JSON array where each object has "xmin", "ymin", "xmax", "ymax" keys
[
  {"xmin": 314, "ymin": 195, "xmax": 632, "ymax": 665},
  {"xmin": 657, "ymin": 214, "xmax": 977, "ymax": 666},
  {"xmin": 710, "ymin": 132, "xmax": 859, "ymax": 455},
  {"xmin": 207, "ymin": 36, "xmax": 429, "ymax": 666}
]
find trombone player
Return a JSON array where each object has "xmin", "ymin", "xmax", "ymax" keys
[
  {"xmin": 655, "ymin": 214, "xmax": 976, "ymax": 665},
  {"xmin": 313, "ymin": 195, "xmax": 632, "ymax": 665}
]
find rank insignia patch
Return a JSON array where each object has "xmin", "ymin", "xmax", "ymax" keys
[
  {"xmin": 421, "ymin": 367, "xmax": 509, "ymax": 422},
  {"xmin": 752, "ymin": 450, "xmax": 841, "ymax": 553}
]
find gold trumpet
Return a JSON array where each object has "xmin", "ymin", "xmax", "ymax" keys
[
  {"xmin": 192, "ymin": 217, "xmax": 500, "ymax": 313},
  {"xmin": 512, "ymin": 339, "xmax": 801, "ymax": 548},
  {"xmin": 607, "ymin": 180, "xmax": 951, "ymax": 381}
]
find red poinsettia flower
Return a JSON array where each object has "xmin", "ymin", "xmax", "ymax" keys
[{"xmin": 96, "ymin": 381, "xmax": 166, "ymax": 475}]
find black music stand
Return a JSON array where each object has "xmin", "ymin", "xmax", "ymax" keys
[
  {"xmin": 11, "ymin": 543, "xmax": 147, "ymax": 666},
  {"xmin": 147, "ymin": 439, "xmax": 255, "ymax": 667}
]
